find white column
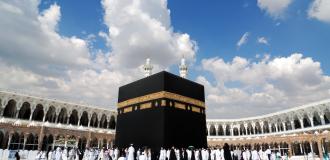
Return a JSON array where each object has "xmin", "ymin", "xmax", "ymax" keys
[
  {"xmin": 7, "ymin": 133, "xmax": 13, "ymax": 149},
  {"xmin": 29, "ymin": 105, "xmax": 36, "ymax": 121},
  {"xmin": 310, "ymin": 117, "xmax": 314, "ymax": 127},
  {"xmin": 282, "ymin": 122, "xmax": 286, "ymax": 131},
  {"xmin": 291, "ymin": 121, "xmax": 295, "ymax": 130},
  {"xmin": 207, "ymin": 124, "xmax": 210, "ymax": 136},
  {"xmin": 275, "ymin": 123, "xmax": 279, "ymax": 132},
  {"xmin": 252, "ymin": 123, "xmax": 256, "ymax": 134},
  {"xmin": 310, "ymin": 141, "xmax": 315, "ymax": 160},
  {"xmin": 320, "ymin": 115, "xmax": 325, "ymax": 125},
  {"xmin": 300, "ymin": 119, "xmax": 304, "ymax": 128},
  {"xmin": 215, "ymin": 125, "xmax": 219, "ymax": 136},
  {"xmin": 261, "ymin": 122, "xmax": 264, "ymax": 134}
]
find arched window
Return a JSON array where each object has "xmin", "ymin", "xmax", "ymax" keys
[
  {"xmin": 313, "ymin": 112, "xmax": 322, "ymax": 126},
  {"xmin": 302, "ymin": 115, "xmax": 311, "ymax": 128},
  {"xmin": 78, "ymin": 137, "xmax": 87, "ymax": 151},
  {"xmin": 90, "ymin": 137, "xmax": 98, "ymax": 148},
  {"xmin": 209, "ymin": 125, "xmax": 216, "ymax": 136},
  {"xmin": 57, "ymin": 108, "xmax": 67, "ymax": 124},
  {"xmin": 25, "ymin": 134, "xmax": 38, "ymax": 150},
  {"xmin": 89, "ymin": 113, "xmax": 98, "ymax": 128},
  {"xmin": 225, "ymin": 125, "xmax": 230, "ymax": 136},
  {"xmin": 18, "ymin": 102, "xmax": 31, "ymax": 120},
  {"xmin": 263, "ymin": 121, "xmax": 269, "ymax": 133},
  {"xmin": 99, "ymin": 114, "xmax": 108, "ymax": 128},
  {"xmin": 45, "ymin": 106, "xmax": 56, "ymax": 123},
  {"xmin": 233, "ymin": 128, "xmax": 239, "ymax": 136},
  {"xmin": 0, "ymin": 131, "xmax": 4, "ymax": 149},
  {"xmin": 255, "ymin": 122, "xmax": 262, "ymax": 134},
  {"xmin": 239, "ymin": 124, "xmax": 245, "ymax": 135},
  {"xmin": 69, "ymin": 110, "xmax": 78, "ymax": 125},
  {"xmin": 218, "ymin": 125, "xmax": 224, "ymax": 136},
  {"xmin": 42, "ymin": 135, "xmax": 54, "ymax": 151},
  {"xmin": 9, "ymin": 132, "xmax": 24, "ymax": 150},
  {"xmin": 80, "ymin": 111, "xmax": 89, "ymax": 126},
  {"xmin": 109, "ymin": 115, "xmax": 116, "ymax": 129},
  {"xmin": 3, "ymin": 99, "xmax": 17, "ymax": 118},
  {"xmin": 32, "ymin": 104, "xmax": 44, "ymax": 121},
  {"xmin": 294, "ymin": 116, "xmax": 301, "ymax": 129}
]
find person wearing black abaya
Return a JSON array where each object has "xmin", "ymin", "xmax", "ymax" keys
[
  {"xmin": 169, "ymin": 147, "xmax": 177, "ymax": 160},
  {"xmin": 223, "ymin": 143, "xmax": 232, "ymax": 160}
]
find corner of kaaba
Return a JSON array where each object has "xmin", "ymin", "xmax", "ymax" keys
[{"xmin": 115, "ymin": 71, "xmax": 207, "ymax": 151}]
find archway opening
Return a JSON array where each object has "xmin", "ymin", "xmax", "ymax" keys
[
  {"xmin": 18, "ymin": 102, "xmax": 31, "ymax": 120},
  {"xmin": 80, "ymin": 111, "xmax": 89, "ymax": 126},
  {"xmin": 57, "ymin": 108, "xmax": 68, "ymax": 124},
  {"xmin": 32, "ymin": 104, "xmax": 44, "ymax": 121},
  {"xmin": 45, "ymin": 106, "xmax": 56, "ymax": 123},
  {"xmin": 109, "ymin": 115, "xmax": 116, "ymax": 129},
  {"xmin": 3, "ymin": 99, "xmax": 17, "ymax": 118},
  {"xmin": 69, "ymin": 110, "xmax": 78, "ymax": 125}
]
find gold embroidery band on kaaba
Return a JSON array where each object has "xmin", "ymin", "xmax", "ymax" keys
[{"xmin": 117, "ymin": 91, "xmax": 205, "ymax": 108}]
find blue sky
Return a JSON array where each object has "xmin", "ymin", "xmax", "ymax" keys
[
  {"xmin": 1, "ymin": 0, "xmax": 330, "ymax": 118},
  {"xmin": 39, "ymin": 0, "xmax": 330, "ymax": 75}
]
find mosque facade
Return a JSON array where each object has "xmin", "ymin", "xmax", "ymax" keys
[
  {"xmin": 0, "ymin": 59, "xmax": 330, "ymax": 159},
  {"xmin": 1, "ymin": 90, "xmax": 330, "ymax": 158}
]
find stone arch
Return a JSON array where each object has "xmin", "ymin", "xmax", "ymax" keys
[
  {"xmin": 57, "ymin": 108, "xmax": 68, "ymax": 124},
  {"xmin": 271, "ymin": 123, "xmax": 276, "ymax": 132},
  {"xmin": 32, "ymin": 104, "xmax": 44, "ymax": 121},
  {"xmin": 0, "ymin": 131, "xmax": 4, "ymax": 149},
  {"xmin": 90, "ymin": 112, "xmax": 98, "ymax": 127},
  {"xmin": 293, "ymin": 115, "xmax": 301, "ymax": 129},
  {"xmin": 9, "ymin": 132, "xmax": 24, "ymax": 150},
  {"xmin": 255, "ymin": 122, "xmax": 262, "ymax": 134},
  {"xmin": 263, "ymin": 121, "xmax": 269, "ymax": 133},
  {"xmin": 225, "ymin": 125, "xmax": 230, "ymax": 136},
  {"xmin": 3, "ymin": 99, "xmax": 17, "ymax": 118},
  {"xmin": 313, "ymin": 111, "xmax": 322, "ymax": 126},
  {"xmin": 18, "ymin": 102, "xmax": 31, "ymax": 120},
  {"xmin": 109, "ymin": 115, "xmax": 116, "ymax": 129},
  {"xmin": 285, "ymin": 118, "xmax": 292, "ymax": 130},
  {"xmin": 209, "ymin": 124, "xmax": 216, "ymax": 136},
  {"xmin": 218, "ymin": 124, "xmax": 224, "ymax": 136},
  {"xmin": 42, "ymin": 134, "xmax": 54, "ymax": 151},
  {"xmin": 79, "ymin": 111, "xmax": 89, "ymax": 127},
  {"xmin": 69, "ymin": 109, "xmax": 78, "ymax": 125},
  {"xmin": 78, "ymin": 137, "xmax": 87, "ymax": 151},
  {"xmin": 25, "ymin": 133, "xmax": 38, "ymax": 150},
  {"xmin": 99, "ymin": 114, "xmax": 108, "ymax": 129},
  {"xmin": 233, "ymin": 127, "xmax": 239, "ymax": 136},
  {"xmin": 277, "ymin": 119, "xmax": 284, "ymax": 131},
  {"xmin": 324, "ymin": 109, "xmax": 330, "ymax": 124},
  {"xmin": 90, "ymin": 137, "xmax": 98, "ymax": 148},
  {"xmin": 247, "ymin": 123, "xmax": 254, "ymax": 134},
  {"xmin": 45, "ymin": 106, "xmax": 56, "ymax": 123},
  {"xmin": 302, "ymin": 114, "xmax": 311, "ymax": 128},
  {"xmin": 239, "ymin": 124, "xmax": 245, "ymax": 135}
]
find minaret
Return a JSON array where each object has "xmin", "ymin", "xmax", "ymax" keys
[
  {"xmin": 143, "ymin": 58, "xmax": 153, "ymax": 77},
  {"xmin": 179, "ymin": 57, "xmax": 188, "ymax": 78}
]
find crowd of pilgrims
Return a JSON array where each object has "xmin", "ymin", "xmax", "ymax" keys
[{"xmin": 33, "ymin": 143, "xmax": 285, "ymax": 160}]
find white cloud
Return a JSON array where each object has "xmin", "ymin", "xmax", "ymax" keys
[
  {"xmin": 236, "ymin": 32, "xmax": 249, "ymax": 49},
  {"xmin": 101, "ymin": 0, "xmax": 197, "ymax": 70},
  {"xmin": 308, "ymin": 0, "xmax": 330, "ymax": 23},
  {"xmin": 257, "ymin": 37, "xmax": 269, "ymax": 45},
  {"xmin": 257, "ymin": 0, "xmax": 293, "ymax": 19},
  {"xmin": 199, "ymin": 53, "xmax": 330, "ymax": 118},
  {"xmin": 0, "ymin": 0, "xmax": 197, "ymax": 108}
]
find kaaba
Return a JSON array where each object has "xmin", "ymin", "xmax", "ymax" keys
[{"xmin": 115, "ymin": 71, "xmax": 207, "ymax": 150}]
